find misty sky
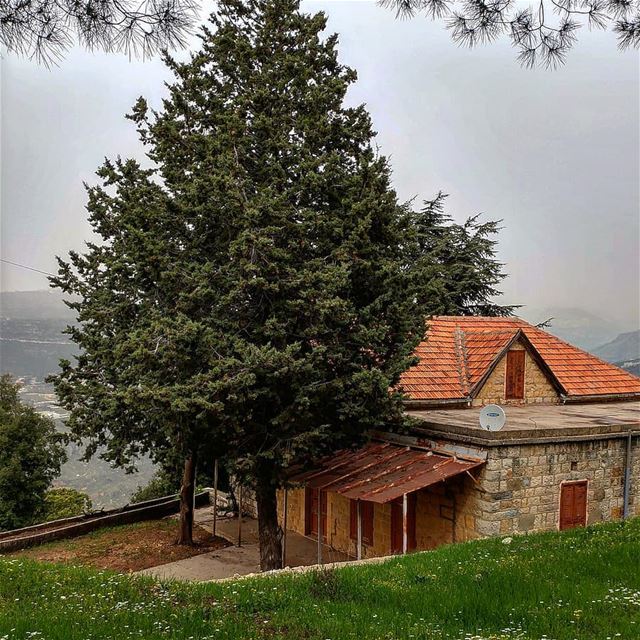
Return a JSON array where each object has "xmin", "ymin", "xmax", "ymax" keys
[{"xmin": 1, "ymin": 1, "xmax": 639, "ymax": 329}]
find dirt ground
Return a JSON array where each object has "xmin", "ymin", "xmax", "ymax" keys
[{"xmin": 10, "ymin": 519, "xmax": 229, "ymax": 572}]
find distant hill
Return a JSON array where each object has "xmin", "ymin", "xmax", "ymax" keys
[
  {"xmin": 519, "ymin": 307, "xmax": 626, "ymax": 351},
  {"xmin": 590, "ymin": 330, "xmax": 640, "ymax": 376},
  {"xmin": 592, "ymin": 330, "xmax": 640, "ymax": 363},
  {"xmin": 615, "ymin": 359, "xmax": 640, "ymax": 376}
]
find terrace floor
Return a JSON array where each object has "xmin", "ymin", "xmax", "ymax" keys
[
  {"xmin": 408, "ymin": 400, "xmax": 640, "ymax": 442},
  {"xmin": 137, "ymin": 506, "xmax": 351, "ymax": 581}
]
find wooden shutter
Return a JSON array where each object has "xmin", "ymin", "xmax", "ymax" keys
[
  {"xmin": 306, "ymin": 488, "xmax": 327, "ymax": 539},
  {"xmin": 505, "ymin": 350, "xmax": 525, "ymax": 399},
  {"xmin": 305, "ymin": 488, "xmax": 315, "ymax": 536},
  {"xmin": 320, "ymin": 491, "xmax": 327, "ymax": 540},
  {"xmin": 560, "ymin": 481, "xmax": 588, "ymax": 530},
  {"xmin": 350, "ymin": 500, "xmax": 374, "ymax": 544},
  {"xmin": 390, "ymin": 494, "xmax": 417, "ymax": 554}
]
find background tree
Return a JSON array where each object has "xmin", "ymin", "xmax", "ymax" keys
[
  {"xmin": 382, "ymin": 0, "xmax": 640, "ymax": 68},
  {"xmin": 408, "ymin": 192, "xmax": 515, "ymax": 317},
  {"xmin": 0, "ymin": 375, "xmax": 67, "ymax": 530},
  {"xmin": 0, "ymin": 0, "xmax": 198, "ymax": 65}
]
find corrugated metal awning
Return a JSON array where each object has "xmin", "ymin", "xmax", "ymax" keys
[{"xmin": 288, "ymin": 441, "xmax": 484, "ymax": 504}]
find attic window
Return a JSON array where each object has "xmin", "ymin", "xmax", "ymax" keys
[{"xmin": 505, "ymin": 350, "xmax": 525, "ymax": 399}]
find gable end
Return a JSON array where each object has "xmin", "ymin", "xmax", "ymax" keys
[{"xmin": 471, "ymin": 335, "xmax": 563, "ymax": 406}]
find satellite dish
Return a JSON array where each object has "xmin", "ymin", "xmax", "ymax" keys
[{"xmin": 479, "ymin": 404, "xmax": 506, "ymax": 431}]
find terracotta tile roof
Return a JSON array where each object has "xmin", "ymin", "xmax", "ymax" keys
[{"xmin": 399, "ymin": 316, "xmax": 640, "ymax": 403}]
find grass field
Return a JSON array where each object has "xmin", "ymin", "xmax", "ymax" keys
[{"xmin": 1, "ymin": 518, "xmax": 639, "ymax": 640}]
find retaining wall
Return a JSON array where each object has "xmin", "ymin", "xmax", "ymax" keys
[{"xmin": 0, "ymin": 492, "xmax": 209, "ymax": 553}]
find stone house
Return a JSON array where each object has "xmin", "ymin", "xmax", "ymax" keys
[{"xmin": 278, "ymin": 316, "xmax": 640, "ymax": 561}]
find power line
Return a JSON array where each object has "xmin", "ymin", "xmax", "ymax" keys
[{"xmin": 0, "ymin": 258, "xmax": 56, "ymax": 278}]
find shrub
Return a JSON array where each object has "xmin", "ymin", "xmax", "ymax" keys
[
  {"xmin": 43, "ymin": 487, "xmax": 92, "ymax": 521},
  {"xmin": 0, "ymin": 375, "xmax": 66, "ymax": 530},
  {"xmin": 130, "ymin": 470, "xmax": 179, "ymax": 504},
  {"xmin": 308, "ymin": 567, "xmax": 344, "ymax": 601}
]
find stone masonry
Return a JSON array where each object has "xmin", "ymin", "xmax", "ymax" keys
[
  {"xmin": 465, "ymin": 435, "xmax": 639, "ymax": 537},
  {"xmin": 277, "ymin": 428, "xmax": 638, "ymax": 558}
]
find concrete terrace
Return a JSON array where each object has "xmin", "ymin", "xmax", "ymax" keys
[
  {"xmin": 407, "ymin": 401, "xmax": 640, "ymax": 444},
  {"xmin": 138, "ymin": 506, "xmax": 351, "ymax": 581}
]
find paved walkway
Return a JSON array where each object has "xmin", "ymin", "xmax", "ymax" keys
[{"xmin": 137, "ymin": 506, "xmax": 352, "ymax": 581}]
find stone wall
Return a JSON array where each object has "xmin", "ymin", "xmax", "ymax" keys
[
  {"xmin": 415, "ymin": 476, "xmax": 481, "ymax": 548},
  {"xmin": 472, "ymin": 342, "xmax": 559, "ymax": 407},
  {"xmin": 276, "ymin": 434, "xmax": 637, "ymax": 557},
  {"xmin": 278, "ymin": 488, "xmax": 388, "ymax": 559},
  {"xmin": 466, "ymin": 435, "xmax": 639, "ymax": 537},
  {"xmin": 277, "ymin": 476, "xmax": 480, "ymax": 558},
  {"xmin": 277, "ymin": 487, "xmax": 305, "ymax": 533}
]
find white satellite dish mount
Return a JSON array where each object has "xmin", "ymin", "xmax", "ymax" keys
[{"xmin": 479, "ymin": 404, "xmax": 506, "ymax": 431}]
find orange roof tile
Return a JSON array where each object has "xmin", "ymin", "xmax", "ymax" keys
[{"xmin": 399, "ymin": 316, "xmax": 640, "ymax": 403}]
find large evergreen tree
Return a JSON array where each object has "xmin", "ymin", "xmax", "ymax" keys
[{"xmin": 51, "ymin": 0, "xmax": 511, "ymax": 569}]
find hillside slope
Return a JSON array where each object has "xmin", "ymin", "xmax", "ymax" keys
[
  {"xmin": 519, "ymin": 306, "xmax": 624, "ymax": 351},
  {"xmin": 592, "ymin": 330, "xmax": 640, "ymax": 363},
  {"xmin": 1, "ymin": 518, "xmax": 639, "ymax": 640}
]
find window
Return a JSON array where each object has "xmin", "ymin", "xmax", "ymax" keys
[
  {"xmin": 560, "ymin": 481, "xmax": 588, "ymax": 530},
  {"xmin": 350, "ymin": 499, "xmax": 374, "ymax": 545},
  {"xmin": 505, "ymin": 350, "xmax": 525, "ymax": 399}
]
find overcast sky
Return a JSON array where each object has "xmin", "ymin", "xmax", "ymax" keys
[{"xmin": 1, "ymin": 0, "xmax": 638, "ymax": 330}]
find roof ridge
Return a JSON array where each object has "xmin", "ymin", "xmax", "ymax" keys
[
  {"xmin": 464, "ymin": 328, "xmax": 519, "ymax": 336},
  {"xmin": 453, "ymin": 327, "xmax": 471, "ymax": 397},
  {"xmin": 434, "ymin": 315, "xmax": 528, "ymax": 323}
]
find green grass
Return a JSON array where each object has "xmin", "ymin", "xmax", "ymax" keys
[{"xmin": 2, "ymin": 518, "xmax": 640, "ymax": 640}]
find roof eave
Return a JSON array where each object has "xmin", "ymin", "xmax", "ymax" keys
[
  {"xmin": 403, "ymin": 397, "xmax": 470, "ymax": 410},
  {"xmin": 561, "ymin": 392, "xmax": 640, "ymax": 404}
]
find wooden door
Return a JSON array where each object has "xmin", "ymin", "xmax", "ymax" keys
[
  {"xmin": 390, "ymin": 494, "xmax": 416, "ymax": 554},
  {"xmin": 505, "ymin": 350, "xmax": 525, "ymax": 399},
  {"xmin": 305, "ymin": 488, "xmax": 327, "ymax": 540},
  {"xmin": 560, "ymin": 481, "xmax": 588, "ymax": 530}
]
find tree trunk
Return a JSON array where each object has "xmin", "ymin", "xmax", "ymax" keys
[
  {"xmin": 176, "ymin": 452, "xmax": 197, "ymax": 545},
  {"xmin": 228, "ymin": 483, "xmax": 239, "ymax": 517},
  {"xmin": 255, "ymin": 479, "xmax": 282, "ymax": 571}
]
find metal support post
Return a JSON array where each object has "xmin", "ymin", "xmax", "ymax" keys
[
  {"xmin": 356, "ymin": 499, "xmax": 363, "ymax": 560},
  {"xmin": 212, "ymin": 459, "xmax": 218, "ymax": 537},
  {"xmin": 402, "ymin": 493, "xmax": 408, "ymax": 555}
]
